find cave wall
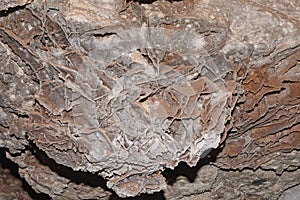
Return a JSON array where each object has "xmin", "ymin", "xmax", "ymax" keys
[{"xmin": 0, "ymin": 0, "xmax": 299, "ymax": 199}]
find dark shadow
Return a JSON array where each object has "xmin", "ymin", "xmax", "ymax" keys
[
  {"xmin": 136, "ymin": 0, "xmax": 158, "ymax": 4},
  {"xmin": 162, "ymin": 147, "xmax": 223, "ymax": 185},
  {"xmin": 30, "ymin": 143, "xmax": 167, "ymax": 199},
  {"xmin": 0, "ymin": 5, "xmax": 27, "ymax": 17},
  {"xmin": 29, "ymin": 142, "xmax": 109, "ymax": 189},
  {"xmin": 1, "ymin": 142, "xmax": 223, "ymax": 199},
  {"xmin": 0, "ymin": 147, "xmax": 51, "ymax": 200},
  {"xmin": 1, "ymin": 142, "xmax": 166, "ymax": 199}
]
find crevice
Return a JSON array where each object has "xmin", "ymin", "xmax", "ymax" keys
[
  {"xmin": 133, "ymin": 0, "xmax": 183, "ymax": 4},
  {"xmin": 282, "ymin": 80, "xmax": 298, "ymax": 83},
  {"xmin": 0, "ymin": 5, "xmax": 28, "ymax": 17},
  {"xmin": 10, "ymin": 111, "xmax": 30, "ymax": 119},
  {"xmin": 28, "ymin": 142, "xmax": 167, "ymax": 199},
  {"xmin": 278, "ymin": 182, "xmax": 300, "ymax": 199},
  {"xmin": 215, "ymin": 163, "xmax": 300, "ymax": 177},
  {"xmin": 129, "ymin": 0, "xmax": 159, "ymax": 5},
  {"xmin": 28, "ymin": 142, "xmax": 109, "ymax": 189},
  {"xmin": 93, "ymin": 32, "xmax": 118, "ymax": 39}
]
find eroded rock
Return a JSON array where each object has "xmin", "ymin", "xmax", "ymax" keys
[{"xmin": 0, "ymin": 0, "xmax": 299, "ymax": 199}]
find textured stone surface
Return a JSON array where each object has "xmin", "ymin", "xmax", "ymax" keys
[
  {"xmin": 279, "ymin": 184, "xmax": 300, "ymax": 200},
  {"xmin": 0, "ymin": 164, "xmax": 32, "ymax": 200},
  {"xmin": 0, "ymin": 0, "xmax": 299, "ymax": 199},
  {"xmin": 0, "ymin": 148, "xmax": 50, "ymax": 200}
]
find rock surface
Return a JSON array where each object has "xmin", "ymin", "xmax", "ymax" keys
[{"xmin": 0, "ymin": 0, "xmax": 299, "ymax": 199}]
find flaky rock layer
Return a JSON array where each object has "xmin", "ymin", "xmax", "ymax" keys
[{"xmin": 0, "ymin": 0, "xmax": 299, "ymax": 199}]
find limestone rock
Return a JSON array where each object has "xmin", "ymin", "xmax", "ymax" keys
[{"xmin": 0, "ymin": 0, "xmax": 299, "ymax": 199}]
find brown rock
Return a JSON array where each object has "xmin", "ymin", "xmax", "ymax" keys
[{"xmin": 0, "ymin": 0, "xmax": 299, "ymax": 199}]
